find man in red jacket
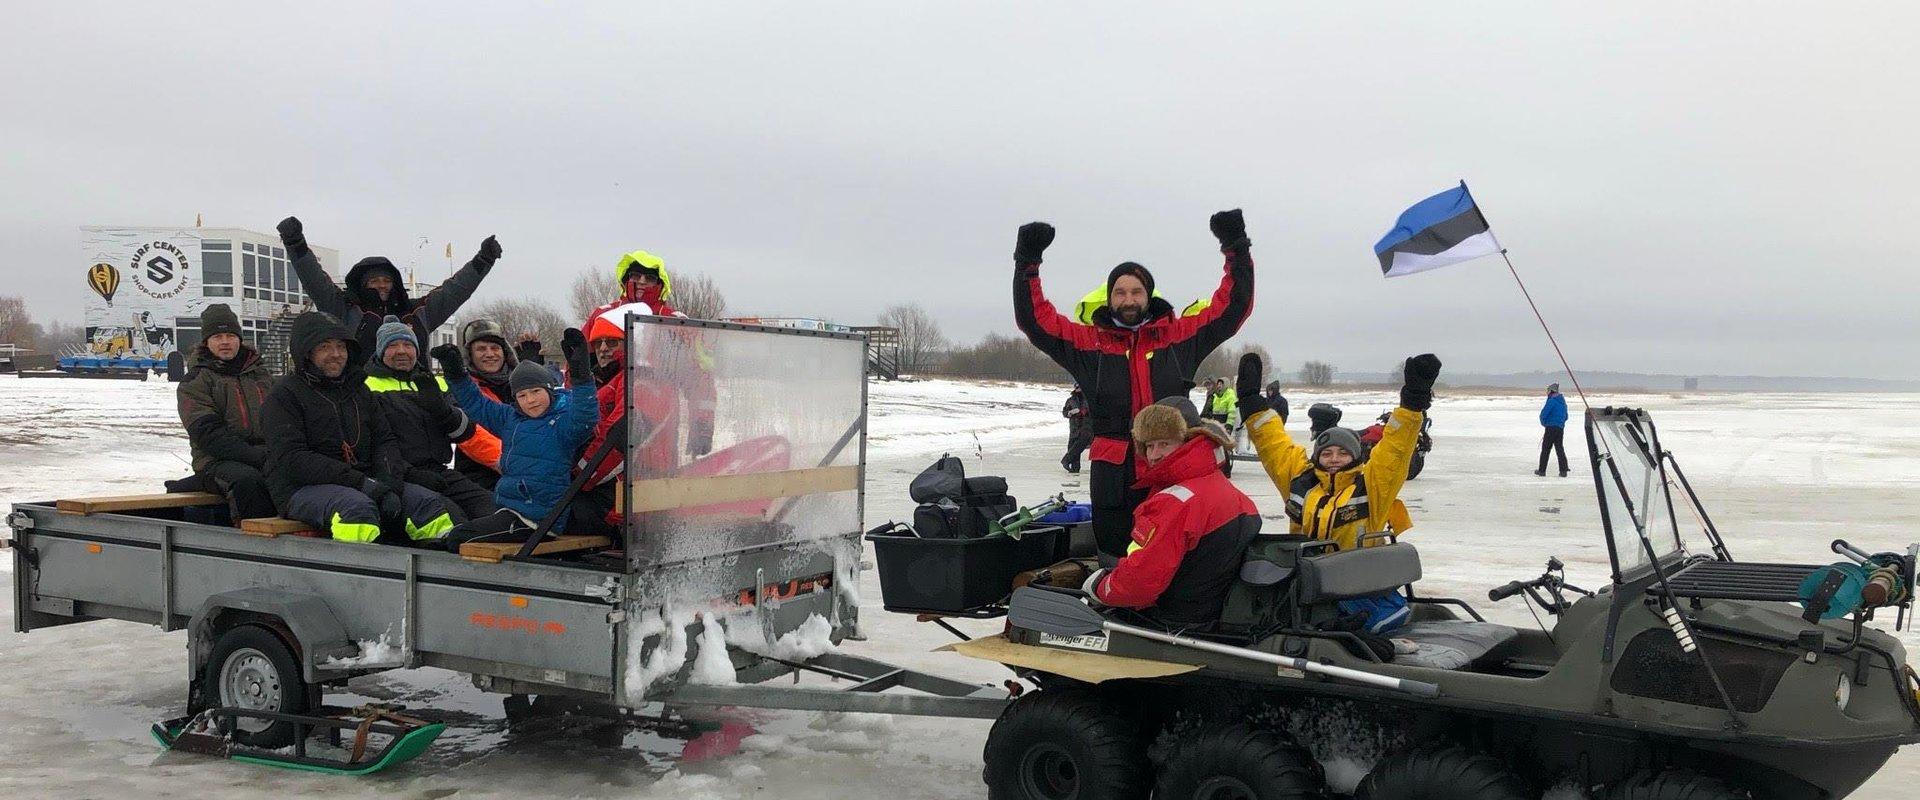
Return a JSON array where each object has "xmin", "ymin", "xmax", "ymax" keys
[
  {"xmin": 1013, "ymin": 210, "xmax": 1255, "ymax": 557},
  {"xmin": 1082, "ymin": 399, "xmax": 1260, "ymax": 627}
]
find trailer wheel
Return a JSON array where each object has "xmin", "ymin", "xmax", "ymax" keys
[
  {"xmin": 1603, "ymin": 769, "xmax": 1749, "ymax": 800},
  {"xmin": 204, "ymin": 625, "xmax": 313, "ymax": 748},
  {"xmin": 983, "ymin": 689, "xmax": 1150, "ymax": 800},
  {"xmin": 1155, "ymin": 723, "xmax": 1323, "ymax": 800},
  {"xmin": 1354, "ymin": 744, "xmax": 1530, "ymax": 800}
]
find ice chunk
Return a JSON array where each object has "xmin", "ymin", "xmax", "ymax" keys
[{"xmin": 690, "ymin": 612, "xmax": 737, "ymax": 685}]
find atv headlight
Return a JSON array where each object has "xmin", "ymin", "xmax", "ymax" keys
[{"xmin": 1837, "ymin": 673, "xmax": 1853, "ymax": 711}]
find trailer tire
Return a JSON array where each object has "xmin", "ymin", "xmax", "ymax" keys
[
  {"xmin": 983, "ymin": 689, "xmax": 1150, "ymax": 800},
  {"xmin": 1354, "ymin": 744, "xmax": 1530, "ymax": 800},
  {"xmin": 1603, "ymin": 769, "xmax": 1749, "ymax": 800},
  {"xmin": 204, "ymin": 624, "xmax": 313, "ymax": 748},
  {"xmin": 1155, "ymin": 723, "xmax": 1323, "ymax": 799}
]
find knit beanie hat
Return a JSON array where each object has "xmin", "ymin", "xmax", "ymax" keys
[
  {"xmin": 373, "ymin": 316, "xmax": 417, "ymax": 360},
  {"xmin": 199, "ymin": 303, "xmax": 242, "ymax": 339},
  {"xmin": 508, "ymin": 360, "xmax": 554, "ymax": 397},
  {"xmin": 1310, "ymin": 427, "xmax": 1366, "ymax": 470},
  {"xmin": 1106, "ymin": 261, "xmax": 1156, "ymax": 297},
  {"xmin": 1548, "ymin": 382, "xmax": 1561, "ymax": 393}
]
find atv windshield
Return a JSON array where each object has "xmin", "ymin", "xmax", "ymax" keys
[{"xmin": 1587, "ymin": 410, "xmax": 1685, "ymax": 582}]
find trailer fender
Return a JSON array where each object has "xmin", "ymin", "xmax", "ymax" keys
[{"xmin": 188, "ymin": 588, "xmax": 356, "ymax": 684}]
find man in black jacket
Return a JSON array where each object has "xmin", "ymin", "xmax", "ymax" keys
[
  {"xmin": 1061, "ymin": 386, "xmax": 1090, "ymax": 473},
  {"xmin": 262, "ymin": 311, "xmax": 459, "ymax": 544},
  {"xmin": 1013, "ymin": 209, "xmax": 1255, "ymax": 556},
  {"xmin": 362, "ymin": 317, "xmax": 495, "ymax": 521},
  {"xmin": 175, "ymin": 303, "xmax": 275, "ymax": 520},
  {"xmin": 278, "ymin": 216, "xmax": 500, "ymax": 356}
]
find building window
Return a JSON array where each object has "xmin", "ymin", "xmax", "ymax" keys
[
  {"xmin": 203, "ymin": 250, "xmax": 233, "ymax": 286},
  {"xmin": 205, "ymin": 286, "xmax": 233, "ymax": 297},
  {"xmin": 243, "ymin": 253, "xmax": 256, "ymax": 286}
]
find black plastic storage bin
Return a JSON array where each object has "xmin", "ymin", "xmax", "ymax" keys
[{"xmin": 866, "ymin": 523, "xmax": 1069, "ymax": 614}]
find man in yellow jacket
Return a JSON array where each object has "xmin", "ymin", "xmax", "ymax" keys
[{"xmin": 1234, "ymin": 352, "xmax": 1440, "ymax": 551}]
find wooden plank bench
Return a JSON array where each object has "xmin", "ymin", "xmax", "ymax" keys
[
  {"xmin": 459, "ymin": 535, "xmax": 612, "ymax": 564},
  {"xmin": 57, "ymin": 492, "xmax": 223, "ymax": 516},
  {"xmin": 239, "ymin": 517, "xmax": 324, "ymax": 538}
]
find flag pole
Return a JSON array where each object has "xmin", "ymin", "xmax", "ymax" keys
[{"xmin": 1462, "ymin": 181, "xmax": 1592, "ymax": 411}]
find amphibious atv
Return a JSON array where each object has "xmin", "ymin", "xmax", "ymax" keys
[{"xmin": 955, "ymin": 408, "xmax": 1920, "ymax": 799}]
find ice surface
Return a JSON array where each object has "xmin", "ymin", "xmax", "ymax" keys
[{"xmin": 5, "ymin": 374, "xmax": 1920, "ymax": 797}]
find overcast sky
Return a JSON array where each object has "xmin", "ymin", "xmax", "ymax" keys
[{"xmin": 5, "ymin": 2, "xmax": 1916, "ymax": 379}]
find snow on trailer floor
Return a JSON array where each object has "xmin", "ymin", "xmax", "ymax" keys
[{"xmin": 3, "ymin": 374, "xmax": 1920, "ymax": 798}]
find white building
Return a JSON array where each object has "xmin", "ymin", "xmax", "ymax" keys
[{"xmin": 81, "ymin": 226, "xmax": 340, "ymax": 359}]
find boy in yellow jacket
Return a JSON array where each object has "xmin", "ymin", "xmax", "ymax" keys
[{"xmin": 1233, "ymin": 352, "xmax": 1440, "ymax": 551}]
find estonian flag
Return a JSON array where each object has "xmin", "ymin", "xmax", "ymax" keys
[{"xmin": 1374, "ymin": 182, "xmax": 1502, "ymax": 278}]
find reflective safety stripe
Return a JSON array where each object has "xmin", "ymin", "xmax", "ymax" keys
[
  {"xmin": 1248, "ymin": 409, "xmax": 1279, "ymax": 431},
  {"xmin": 330, "ymin": 513, "xmax": 381, "ymax": 543},
  {"xmin": 406, "ymin": 513, "xmax": 455, "ymax": 541},
  {"xmin": 1158, "ymin": 485, "xmax": 1195, "ymax": 502}
]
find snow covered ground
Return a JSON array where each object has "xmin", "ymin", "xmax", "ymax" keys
[{"xmin": 2, "ymin": 374, "xmax": 1918, "ymax": 798}]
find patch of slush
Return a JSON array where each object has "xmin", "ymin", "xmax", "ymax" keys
[
  {"xmin": 691, "ymin": 612, "xmax": 737, "ymax": 686},
  {"xmin": 320, "ymin": 634, "xmax": 405, "ymax": 668}
]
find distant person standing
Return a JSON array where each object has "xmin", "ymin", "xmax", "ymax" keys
[
  {"xmin": 1061, "ymin": 386, "xmax": 1091, "ymax": 473},
  {"xmin": 1536, "ymin": 382, "xmax": 1569, "ymax": 477}
]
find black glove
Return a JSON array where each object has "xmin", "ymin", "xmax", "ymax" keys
[
  {"xmin": 409, "ymin": 367, "xmax": 461, "ymax": 424},
  {"xmin": 1014, "ymin": 222, "xmax": 1055, "ymax": 265},
  {"xmin": 1234, "ymin": 352, "xmax": 1270, "ymax": 418},
  {"xmin": 561, "ymin": 327, "xmax": 591, "ymax": 384},
  {"xmin": 430, "ymin": 343, "xmax": 467, "ymax": 381},
  {"xmin": 514, "ymin": 337, "xmax": 544, "ymax": 365},
  {"xmin": 379, "ymin": 488, "xmax": 406, "ymax": 521},
  {"xmin": 1307, "ymin": 403, "xmax": 1342, "ymax": 435},
  {"xmin": 474, "ymin": 235, "xmax": 502, "ymax": 273},
  {"xmin": 688, "ymin": 419, "xmax": 715, "ymax": 457},
  {"xmin": 1209, "ymin": 209, "xmax": 1248, "ymax": 250},
  {"xmin": 360, "ymin": 478, "xmax": 392, "ymax": 503},
  {"xmin": 1399, "ymin": 353, "xmax": 1442, "ymax": 412},
  {"xmin": 277, "ymin": 216, "xmax": 309, "ymax": 256}
]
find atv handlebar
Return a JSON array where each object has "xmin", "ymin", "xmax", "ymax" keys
[{"xmin": 1488, "ymin": 580, "xmax": 1534, "ymax": 602}]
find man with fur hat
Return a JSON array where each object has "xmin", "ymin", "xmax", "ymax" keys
[
  {"xmin": 1078, "ymin": 398, "xmax": 1260, "ymax": 627},
  {"xmin": 1012, "ymin": 210, "xmax": 1255, "ymax": 557},
  {"xmin": 175, "ymin": 303, "xmax": 275, "ymax": 520},
  {"xmin": 1237, "ymin": 352, "xmax": 1440, "ymax": 552},
  {"xmin": 262, "ymin": 312, "xmax": 460, "ymax": 544},
  {"xmin": 363, "ymin": 316, "xmax": 495, "ymax": 520},
  {"xmin": 582, "ymin": 250, "xmax": 718, "ymax": 457},
  {"xmin": 278, "ymin": 216, "xmax": 500, "ymax": 356}
]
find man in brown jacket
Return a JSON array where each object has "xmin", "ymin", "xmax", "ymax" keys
[{"xmin": 176, "ymin": 303, "xmax": 276, "ymax": 520}]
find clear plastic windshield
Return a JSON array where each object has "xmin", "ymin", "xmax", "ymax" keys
[
  {"xmin": 1590, "ymin": 415, "xmax": 1684, "ymax": 580},
  {"xmin": 620, "ymin": 316, "xmax": 867, "ymax": 570}
]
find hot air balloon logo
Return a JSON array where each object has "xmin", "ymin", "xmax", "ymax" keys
[{"xmin": 88, "ymin": 263, "xmax": 120, "ymax": 306}]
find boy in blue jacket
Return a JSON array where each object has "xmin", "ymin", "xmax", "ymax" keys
[
  {"xmin": 430, "ymin": 329, "xmax": 599, "ymax": 549},
  {"xmin": 1536, "ymin": 382, "xmax": 1569, "ymax": 477}
]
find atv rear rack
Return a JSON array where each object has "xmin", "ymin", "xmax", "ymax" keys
[{"xmin": 1653, "ymin": 560, "xmax": 1820, "ymax": 602}]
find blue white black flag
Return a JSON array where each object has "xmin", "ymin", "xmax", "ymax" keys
[{"xmin": 1373, "ymin": 182, "xmax": 1502, "ymax": 278}]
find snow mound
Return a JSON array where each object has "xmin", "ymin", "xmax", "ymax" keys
[
  {"xmin": 691, "ymin": 612, "xmax": 737, "ymax": 686},
  {"xmin": 319, "ymin": 635, "xmax": 405, "ymax": 669}
]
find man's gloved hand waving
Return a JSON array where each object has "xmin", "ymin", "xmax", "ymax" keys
[
  {"xmin": 1399, "ymin": 353, "xmax": 1443, "ymax": 412},
  {"xmin": 277, "ymin": 216, "xmax": 309, "ymax": 258},
  {"xmin": 1014, "ymin": 222, "xmax": 1055, "ymax": 267},
  {"xmin": 1209, "ymin": 209, "xmax": 1247, "ymax": 248},
  {"xmin": 473, "ymin": 236, "xmax": 503, "ymax": 274},
  {"xmin": 430, "ymin": 343, "xmax": 467, "ymax": 382}
]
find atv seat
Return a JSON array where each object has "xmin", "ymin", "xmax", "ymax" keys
[{"xmin": 1391, "ymin": 621, "xmax": 1520, "ymax": 670}]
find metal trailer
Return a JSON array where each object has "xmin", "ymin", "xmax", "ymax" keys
[{"xmin": 4, "ymin": 316, "xmax": 1010, "ymax": 762}]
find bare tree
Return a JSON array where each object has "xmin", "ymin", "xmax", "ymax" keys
[
  {"xmin": 1196, "ymin": 343, "xmax": 1273, "ymax": 389},
  {"xmin": 944, "ymin": 333, "xmax": 1069, "ymax": 382},
  {"xmin": 1299, "ymin": 360, "xmax": 1335, "ymax": 387},
  {"xmin": 672, "ymin": 273, "xmax": 728, "ymax": 320},
  {"xmin": 0, "ymin": 296, "xmax": 42, "ymax": 347},
  {"xmin": 39, "ymin": 319, "xmax": 84, "ymax": 354},
  {"xmin": 877, "ymin": 303, "xmax": 949, "ymax": 372},
  {"xmin": 468, "ymin": 297, "xmax": 568, "ymax": 357},
  {"xmin": 568, "ymin": 265, "xmax": 614, "ymax": 322}
]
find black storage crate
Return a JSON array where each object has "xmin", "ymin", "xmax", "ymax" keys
[{"xmin": 866, "ymin": 524, "xmax": 1068, "ymax": 613}]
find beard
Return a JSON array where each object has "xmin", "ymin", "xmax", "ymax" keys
[{"xmin": 1113, "ymin": 305, "xmax": 1145, "ymax": 325}]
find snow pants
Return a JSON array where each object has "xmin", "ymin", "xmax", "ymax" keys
[
  {"xmin": 1089, "ymin": 438, "xmax": 1147, "ymax": 559},
  {"xmin": 443, "ymin": 509, "xmax": 552, "ymax": 552},
  {"xmin": 417, "ymin": 468, "xmax": 497, "ymax": 521},
  {"xmin": 1063, "ymin": 421, "xmax": 1092, "ymax": 471},
  {"xmin": 1538, "ymin": 425, "xmax": 1569, "ymax": 475},
  {"xmin": 286, "ymin": 483, "xmax": 457, "ymax": 544},
  {"xmin": 201, "ymin": 460, "xmax": 276, "ymax": 521}
]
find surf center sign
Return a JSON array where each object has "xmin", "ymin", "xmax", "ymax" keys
[{"xmin": 81, "ymin": 228, "xmax": 204, "ymax": 359}]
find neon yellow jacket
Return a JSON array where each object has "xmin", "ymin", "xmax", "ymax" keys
[{"xmin": 1243, "ymin": 405, "xmax": 1423, "ymax": 551}]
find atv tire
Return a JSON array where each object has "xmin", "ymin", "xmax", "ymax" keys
[
  {"xmin": 1155, "ymin": 723, "xmax": 1323, "ymax": 800},
  {"xmin": 1604, "ymin": 769, "xmax": 1749, "ymax": 800},
  {"xmin": 1354, "ymin": 744, "xmax": 1530, "ymax": 800},
  {"xmin": 983, "ymin": 689, "xmax": 1150, "ymax": 800},
  {"xmin": 204, "ymin": 624, "xmax": 315, "ymax": 748}
]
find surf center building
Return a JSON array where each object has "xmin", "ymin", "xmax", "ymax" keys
[{"xmin": 81, "ymin": 226, "xmax": 342, "ymax": 361}]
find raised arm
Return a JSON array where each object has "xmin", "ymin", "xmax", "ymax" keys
[
  {"xmin": 1234, "ymin": 353, "xmax": 1309, "ymax": 490},
  {"xmin": 278, "ymin": 217, "xmax": 348, "ymax": 316},
  {"xmin": 558, "ymin": 328, "xmax": 603, "ymax": 445},
  {"xmin": 1171, "ymin": 209, "xmax": 1255, "ymax": 357},
  {"xmin": 433, "ymin": 344, "xmax": 518, "ymax": 434},
  {"xmin": 1363, "ymin": 355, "xmax": 1441, "ymax": 511},
  {"xmin": 1010, "ymin": 222, "xmax": 1096, "ymax": 371},
  {"xmin": 417, "ymin": 236, "xmax": 499, "ymax": 331}
]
